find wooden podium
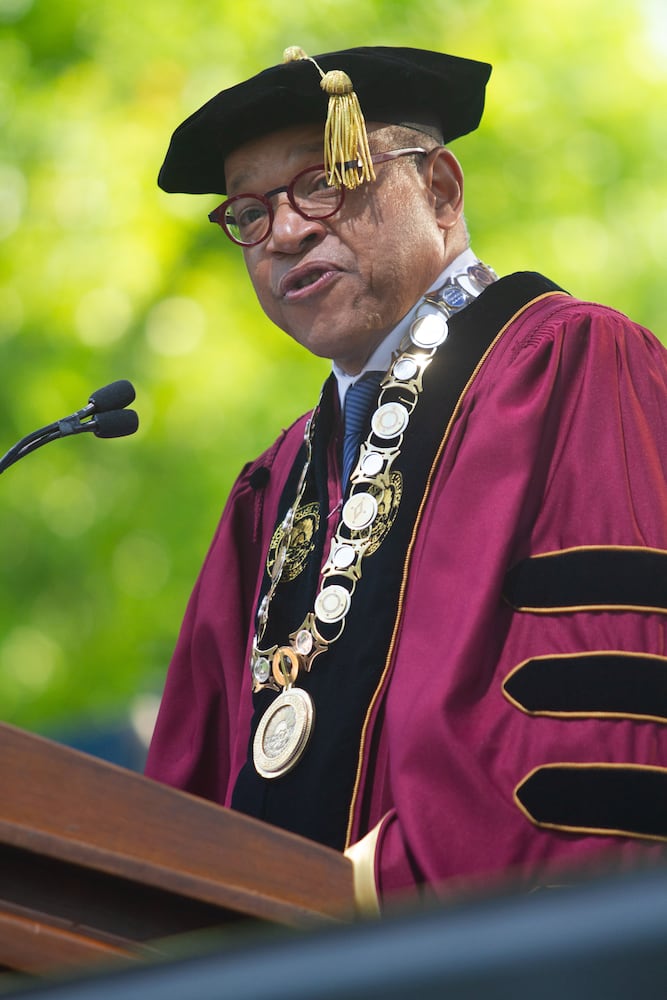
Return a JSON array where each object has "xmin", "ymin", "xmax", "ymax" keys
[{"xmin": 0, "ymin": 723, "xmax": 354, "ymax": 976}]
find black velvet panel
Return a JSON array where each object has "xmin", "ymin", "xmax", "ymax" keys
[
  {"xmin": 504, "ymin": 653, "xmax": 667, "ymax": 722},
  {"xmin": 504, "ymin": 548, "xmax": 667, "ymax": 612},
  {"xmin": 516, "ymin": 765, "xmax": 667, "ymax": 841},
  {"xmin": 233, "ymin": 273, "xmax": 566, "ymax": 850}
]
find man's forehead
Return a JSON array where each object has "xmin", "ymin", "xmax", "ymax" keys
[
  {"xmin": 223, "ymin": 122, "xmax": 394, "ymax": 195},
  {"xmin": 224, "ymin": 125, "xmax": 324, "ymax": 193}
]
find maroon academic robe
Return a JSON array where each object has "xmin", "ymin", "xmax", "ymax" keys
[{"xmin": 145, "ymin": 274, "xmax": 667, "ymax": 903}]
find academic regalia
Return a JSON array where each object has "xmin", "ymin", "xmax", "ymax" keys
[{"xmin": 146, "ymin": 272, "xmax": 667, "ymax": 903}]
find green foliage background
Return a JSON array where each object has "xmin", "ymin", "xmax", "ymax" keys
[{"xmin": 0, "ymin": 0, "xmax": 665, "ymax": 751}]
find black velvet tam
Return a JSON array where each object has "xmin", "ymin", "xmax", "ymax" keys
[{"xmin": 158, "ymin": 46, "xmax": 492, "ymax": 194}]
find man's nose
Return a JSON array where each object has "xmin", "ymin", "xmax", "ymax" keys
[{"xmin": 266, "ymin": 195, "xmax": 327, "ymax": 253}]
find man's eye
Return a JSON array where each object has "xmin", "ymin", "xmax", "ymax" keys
[
  {"xmin": 305, "ymin": 172, "xmax": 335, "ymax": 195},
  {"xmin": 237, "ymin": 204, "xmax": 267, "ymax": 227}
]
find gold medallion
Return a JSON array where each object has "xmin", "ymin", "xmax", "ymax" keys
[
  {"xmin": 266, "ymin": 502, "xmax": 320, "ymax": 581},
  {"xmin": 253, "ymin": 687, "xmax": 315, "ymax": 779}
]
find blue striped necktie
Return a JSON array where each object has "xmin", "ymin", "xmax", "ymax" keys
[{"xmin": 342, "ymin": 372, "xmax": 383, "ymax": 487}]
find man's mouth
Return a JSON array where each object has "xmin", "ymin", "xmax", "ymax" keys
[
  {"xmin": 293, "ymin": 271, "xmax": 325, "ymax": 290},
  {"xmin": 280, "ymin": 265, "xmax": 341, "ymax": 298}
]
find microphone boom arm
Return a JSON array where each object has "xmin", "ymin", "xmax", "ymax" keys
[{"xmin": 0, "ymin": 380, "xmax": 138, "ymax": 476}]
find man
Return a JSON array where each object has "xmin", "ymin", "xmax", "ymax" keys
[{"xmin": 145, "ymin": 46, "xmax": 667, "ymax": 913}]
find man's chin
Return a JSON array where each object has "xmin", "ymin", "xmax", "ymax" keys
[{"xmin": 286, "ymin": 326, "xmax": 365, "ymax": 367}]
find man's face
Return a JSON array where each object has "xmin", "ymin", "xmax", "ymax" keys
[{"xmin": 223, "ymin": 124, "xmax": 452, "ymax": 374}]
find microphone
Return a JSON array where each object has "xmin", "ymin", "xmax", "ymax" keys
[
  {"xmin": 87, "ymin": 408, "xmax": 140, "ymax": 439},
  {"xmin": 87, "ymin": 379, "xmax": 136, "ymax": 415},
  {"xmin": 0, "ymin": 380, "xmax": 139, "ymax": 475}
]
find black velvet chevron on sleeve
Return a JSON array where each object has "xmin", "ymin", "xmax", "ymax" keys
[
  {"xmin": 516, "ymin": 765, "xmax": 667, "ymax": 842},
  {"xmin": 503, "ymin": 653, "xmax": 667, "ymax": 723},
  {"xmin": 504, "ymin": 548, "xmax": 667, "ymax": 612}
]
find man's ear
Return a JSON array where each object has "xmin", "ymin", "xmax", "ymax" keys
[{"xmin": 424, "ymin": 148, "xmax": 464, "ymax": 233}]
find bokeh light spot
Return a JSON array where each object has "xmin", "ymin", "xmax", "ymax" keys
[
  {"xmin": 0, "ymin": 626, "xmax": 62, "ymax": 693},
  {"xmin": 75, "ymin": 285, "xmax": 133, "ymax": 346},
  {"xmin": 145, "ymin": 296, "xmax": 205, "ymax": 356}
]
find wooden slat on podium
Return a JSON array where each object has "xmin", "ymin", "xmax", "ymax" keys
[{"xmin": 0, "ymin": 723, "xmax": 354, "ymax": 974}]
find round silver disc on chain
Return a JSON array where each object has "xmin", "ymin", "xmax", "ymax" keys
[
  {"xmin": 371, "ymin": 402, "xmax": 409, "ymax": 440},
  {"xmin": 252, "ymin": 655, "xmax": 271, "ymax": 685},
  {"xmin": 294, "ymin": 629, "xmax": 313, "ymax": 655},
  {"xmin": 332, "ymin": 543, "xmax": 357, "ymax": 570},
  {"xmin": 342, "ymin": 492, "xmax": 378, "ymax": 531},
  {"xmin": 410, "ymin": 313, "xmax": 449, "ymax": 349},
  {"xmin": 360, "ymin": 450, "xmax": 384, "ymax": 477},
  {"xmin": 314, "ymin": 584, "xmax": 351, "ymax": 624},
  {"xmin": 392, "ymin": 356, "xmax": 419, "ymax": 381}
]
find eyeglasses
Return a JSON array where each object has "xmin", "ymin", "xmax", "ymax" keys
[{"xmin": 209, "ymin": 147, "xmax": 427, "ymax": 247}]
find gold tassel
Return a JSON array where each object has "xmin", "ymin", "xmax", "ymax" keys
[{"xmin": 283, "ymin": 47, "xmax": 376, "ymax": 190}]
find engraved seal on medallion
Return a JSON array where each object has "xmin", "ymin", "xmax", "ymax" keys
[
  {"xmin": 266, "ymin": 501, "xmax": 320, "ymax": 581},
  {"xmin": 253, "ymin": 687, "xmax": 315, "ymax": 779}
]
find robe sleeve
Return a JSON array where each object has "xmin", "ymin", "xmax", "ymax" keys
[{"xmin": 357, "ymin": 296, "xmax": 667, "ymax": 902}]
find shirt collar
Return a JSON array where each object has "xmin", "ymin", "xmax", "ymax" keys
[{"xmin": 333, "ymin": 247, "xmax": 480, "ymax": 408}]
